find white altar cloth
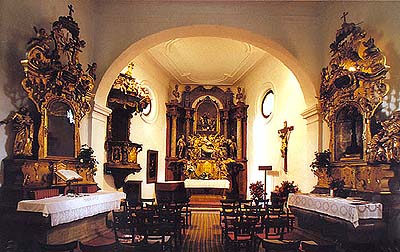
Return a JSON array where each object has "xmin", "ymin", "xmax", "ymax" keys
[
  {"xmin": 17, "ymin": 191, "xmax": 125, "ymax": 226},
  {"xmin": 288, "ymin": 193, "xmax": 382, "ymax": 228},
  {"xmin": 184, "ymin": 179, "xmax": 230, "ymax": 189}
]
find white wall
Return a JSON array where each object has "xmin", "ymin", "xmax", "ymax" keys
[
  {"xmin": 123, "ymin": 54, "xmax": 171, "ymax": 198},
  {"xmin": 240, "ymin": 53, "xmax": 312, "ymax": 198}
]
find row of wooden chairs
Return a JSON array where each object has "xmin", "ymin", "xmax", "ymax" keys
[
  {"xmin": 220, "ymin": 199, "xmax": 335, "ymax": 252},
  {"xmin": 113, "ymin": 201, "xmax": 190, "ymax": 251},
  {"xmin": 38, "ymin": 240, "xmax": 160, "ymax": 252}
]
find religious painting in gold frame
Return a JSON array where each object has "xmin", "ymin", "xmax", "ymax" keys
[
  {"xmin": 147, "ymin": 150, "xmax": 158, "ymax": 183},
  {"xmin": 193, "ymin": 96, "xmax": 221, "ymax": 134}
]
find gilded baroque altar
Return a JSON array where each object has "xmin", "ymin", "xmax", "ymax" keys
[{"xmin": 317, "ymin": 13, "xmax": 399, "ymax": 193}]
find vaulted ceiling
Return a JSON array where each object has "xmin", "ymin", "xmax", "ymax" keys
[{"xmin": 147, "ymin": 37, "xmax": 266, "ymax": 86}]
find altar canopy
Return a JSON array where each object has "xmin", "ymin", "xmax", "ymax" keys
[{"xmin": 17, "ymin": 191, "xmax": 125, "ymax": 226}]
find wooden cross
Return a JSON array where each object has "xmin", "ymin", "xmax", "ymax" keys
[
  {"xmin": 341, "ymin": 12, "xmax": 348, "ymax": 23},
  {"xmin": 68, "ymin": 4, "xmax": 74, "ymax": 17},
  {"xmin": 278, "ymin": 121, "xmax": 294, "ymax": 173}
]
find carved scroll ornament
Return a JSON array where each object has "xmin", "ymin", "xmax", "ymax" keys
[
  {"xmin": 20, "ymin": 7, "xmax": 95, "ymax": 122},
  {"xmin": 319, "ymin": 15, "xmax": 390, "ymax": 124}
]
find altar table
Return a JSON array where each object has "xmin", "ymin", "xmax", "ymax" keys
[
  {"xmin": 17, "ymin": 191, "xmax": 125, "ymax": 226},
  {"xmin": 184, "ymin": 179, "xmax": 230, "ymax": 189},
  {"xmin": 287, "ymin": 193, "xmax": 382, "ymax": 227}
]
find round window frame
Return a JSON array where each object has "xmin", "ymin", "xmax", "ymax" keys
[{"xmin": 261, "ymin": 89, "xmax": 274, "ymax": 119}]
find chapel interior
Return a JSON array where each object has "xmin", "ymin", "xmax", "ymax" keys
[{"xmin": 0, "ymin": 1, "xmax": 400, "ymax": 252}]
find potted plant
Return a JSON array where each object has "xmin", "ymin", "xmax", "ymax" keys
[
  {"xmin": 249, "ymin": 181, "xmax": 265, "ymax": 201},
  {"xmin": 329, "ymin": 178, "xmax": 346, "ymax": 197},
  {"xmin": 77, "ymin": 144, "xmax": 98, "ymax": 179},
  {"xmin": 310, "ymin": 149, "xmax": 332, "ymax": 176},
  {"xmin": 272, "ymin": 180, "xmax": 299, "ymax": 205}
]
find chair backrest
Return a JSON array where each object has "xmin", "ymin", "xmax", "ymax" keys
[
  {"xmin": 78, "ymin": 241, "xmax": 119, "ymax": 252},
  {"xmin": 301, "ymin": 242, "xmax": 336, "ymax": 252},
  {"xmin": 262, "ymin": 239, "xmax": 300, "ymax": 252},
  {"xmin": 112, "ymin": 210, "xmax": 134, "ymax": 244},
  {"xmin": 264, "ymin": 215, "xmax": 287, "ymax": 239},
  {"xmin": 39, "ymin": 240, "xmax": 78, "ymax": 252}
]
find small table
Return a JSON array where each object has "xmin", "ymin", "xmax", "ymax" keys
[{"xmin": 287, "ymin": 193, "xmax": 382, "ymax": 227}]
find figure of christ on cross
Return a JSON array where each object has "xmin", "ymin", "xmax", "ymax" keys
[{"xmin": 278, "ymin": 121, "xmax": 294, "ymax": 173}]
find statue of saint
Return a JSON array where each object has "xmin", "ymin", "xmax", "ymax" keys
[
  {"xmin": 177, "ymin": 135, "xmax": 186, "ymax": 159},
  {"xmin": 1, "ymin": 107, "xmax": 34, "ymax": 157}
]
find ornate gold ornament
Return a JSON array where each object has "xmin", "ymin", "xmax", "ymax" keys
[
  {"xmin": 182, "ymin": 134, "xmax": 235, "ymax": 180},
  {"xmin": 108, "ymin": 62, "xmax": 151, "ymax": 114},
  {"xmin": 20, "ymin": 5, "xmax": 96, "ymax": 159},
  {"xmin": 316, "ymin": 13, "xmax": 397, "ymax": 192},
  {"xmin": 319, "ymin": 13, "xmax": 389, "ymax": 124},
  {"xmin": 319, "ymin": 13, "xmax": 390, "ymax": 162}
]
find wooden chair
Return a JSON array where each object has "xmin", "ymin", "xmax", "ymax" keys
[
  {"xmin": 78, "ymin": 241, "xmax": 119, "ymax": 252},
  {"xmin": 112, "ymin": 210, "xmax": 135, "ymax": 245},
  {"xmin": 220, "ymin": 199, "xmax": 238, "ymax": 225},
  {"xmin": 254, "ymin": 215, "xmax": 288, "ymax": 252},
  {"xmin": 221, "ymin": 202, "xmax": 240, "ymax": 244},
  {"xmin": 119, "ymin": 243, "xmax": 162, "ymax": 252},
  {"xmin": 261, "ymin": 239, "xmax": 300, "ymax": 252},
  {"xmin": 226, "ymin": 214, "xmax": 258, "ymax": 252},
  {"xmin": 300, "ymin": 241, "xmax": 336, "ymax": 252},
  {"xmin": 38, "ymin": 240, "xmax": 78, "ymax": 252},
  {"xmin": 135, "ymin": 206, "xmax": 174, "ymax": 252}
]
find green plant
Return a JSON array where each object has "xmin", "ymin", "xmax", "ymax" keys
[
  {"xmin": 310, "ymin": 149, "xmax": 332, "ymax": 176},
  {"xmin": 274, "ymin": 180, "xmax": 298, "ymax": 198},
  {"xmin": 77, "ymin": 144, "xmax": 98, "ymax": 175},
  {"xmin": 329, "ymin": 178, "xmax": 346, "ymax": 197},
  {"xmin": 249, "ymin": 181, "xmax": 264, "ymax": 200},
  {"xmin": 329, "ymin": 178, "xmax": 345, "ymax": 191}
]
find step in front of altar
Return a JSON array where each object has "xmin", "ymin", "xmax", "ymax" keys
[{"xmin": 189, "ymin": 194, "xmax": 223, "ymax": 209}]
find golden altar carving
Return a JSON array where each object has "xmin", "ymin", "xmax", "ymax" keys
[{"xmin": 317, "ymin": 14, "xmax": 398, "ymax": 192}]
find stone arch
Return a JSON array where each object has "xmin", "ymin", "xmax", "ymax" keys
[{"xmin": 95, "ymin": 25, "xmax": 317, "ymax": 108}]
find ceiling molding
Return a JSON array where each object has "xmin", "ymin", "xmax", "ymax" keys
[{"xmin": 148, "ymin": 37, "xmax": 265, "ymax": 85}]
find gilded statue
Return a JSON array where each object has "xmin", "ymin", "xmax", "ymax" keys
[
  {"xmin": 278, "ymin": 121, "xmax": 294, "ymax": 159},
  {"xmin": 0, "ymin": 107, "xmax": 34, "ymax": 157},
  {"xmin": 367, "ymin": 111, "xmax": 400, "ymax": 163}
]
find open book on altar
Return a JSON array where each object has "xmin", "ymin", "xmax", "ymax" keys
[{"xmin": 55, "ymin": 169, "xmax": 83, "ymax": 182}]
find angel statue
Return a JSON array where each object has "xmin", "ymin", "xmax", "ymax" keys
[{"xmin": 0, "ymin": 107, "xmax": 34, "ymax": 157}]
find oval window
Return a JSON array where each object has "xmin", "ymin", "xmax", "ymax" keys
[{"xmin": 261, "ymin": 90, "xmax": 274, "ymax": 119}]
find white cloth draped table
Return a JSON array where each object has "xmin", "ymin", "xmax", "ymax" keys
[
  {"xmin": 184, "ymin": 179, "xmax": 230, "ymax": 189},
  {"xmin": 17, "ymin": 191, "xmax": 125, "ymax": 226},
  {"xmin": 287, "ymin": 193, "xmax": 382, "ymax": 228}
]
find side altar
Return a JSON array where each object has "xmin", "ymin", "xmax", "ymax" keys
[
  {"xmin": 295, "ymin": 13, "xmax": 400, "ymax": 250},
  {"xmin": 0, "ymin": 7, "xmax": 123, "ymax": 251}
]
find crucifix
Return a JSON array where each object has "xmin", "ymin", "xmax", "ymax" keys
[
  {"xmin": 278, "ymin": 121, "xmax": 294, "ymax": 173},
  {"xmin": 68, "ymin": 4, "xmax": 74, "ymax": 17},
  {"xmin": 341, "ymin": 11, "xmax": 348, "ymax": 23}
]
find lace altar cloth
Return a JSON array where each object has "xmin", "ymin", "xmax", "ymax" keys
[
  {"xmin": 184, "ymin": 179, "xmax": 230, "ymax": 189},
  {"xmin": 288, "ymin": 193, "xmax": 382, "ymax": 228},
  {"xmin": 17, "ymin": 191, "xmax": 125, "ymax": 226}
]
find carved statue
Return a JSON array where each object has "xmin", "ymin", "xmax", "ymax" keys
[
  {"xmin": 0, "ymin": 107, "xmax": 34, "ymax": 157},
  {"xmin": 236, "ymin": 87, "xmax": 244, "ymax": 103},
  {"xmin": 172, "ymin": 84, "xmax": 180, "ymax": 101},
  {"xmin": 177, "ymin": 135, "xmax": 186, "ymax": 159},
  {"xmin": 278, "ymin": 121, "xmax": 293, "ymax": 158},
  {"xmin": 227, "ymin": 136, "xmax": 237, "ymax": 159},
  {"xmin": 367, "ymin": 111, "xmax": 400, "ymax": 163}
]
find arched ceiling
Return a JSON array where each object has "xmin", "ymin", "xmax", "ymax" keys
[{"xmin": 147, "ymin": 37, "xmax": 266, "ymax": 86}]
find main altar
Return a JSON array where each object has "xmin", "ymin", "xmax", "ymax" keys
[{"xmin": 164, "ymin": 85, "xmax": 248, "ymax": 199}]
